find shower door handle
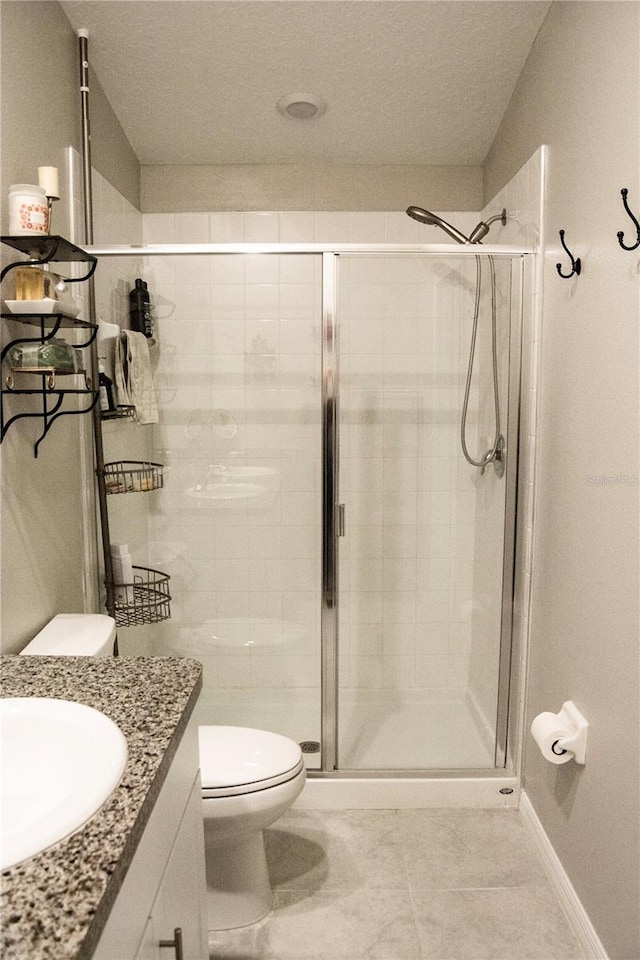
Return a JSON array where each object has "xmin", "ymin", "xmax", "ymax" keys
[{"xmin": 337, "ymin": 503, "xmax": 346, "ymax": 537}]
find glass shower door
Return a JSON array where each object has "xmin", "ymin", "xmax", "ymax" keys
[
  {"xmin": 335, "ymin": 253, "xmax": 518, "ymax": 770},
  {"xmin": 107, "ymin": 252, "xmax": 325, "ymax": 763}
]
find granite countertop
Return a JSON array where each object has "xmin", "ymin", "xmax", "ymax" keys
[{"xmin": 0, "ymin": 655, "xmax": 202, "ymax": 960}]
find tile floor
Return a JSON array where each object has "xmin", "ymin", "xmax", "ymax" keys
[{"xmin": 208, "ymin": 808, "xmax": 585, "ymax": 960}]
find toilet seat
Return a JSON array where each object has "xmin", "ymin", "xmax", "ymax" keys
[{"xmin": 199, "ymin": 725, "xmax": 304, "ymax": 798}]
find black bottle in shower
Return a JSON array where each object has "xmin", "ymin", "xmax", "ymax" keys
[{"xmin": 129, "ymin": 278, "xmax": 154, "ymax": 339}]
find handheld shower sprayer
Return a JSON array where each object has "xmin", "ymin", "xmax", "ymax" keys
[
  {"xmin": 405, "ymin": 206, "xmax": 507, "ymax": 244},
  {"xmin": 405, "ymin": 206, "xmax": 471, "ymax": 244},
  {"xmin": 405, "ymin": 204, "xmax": 509, "ymax": 476}
]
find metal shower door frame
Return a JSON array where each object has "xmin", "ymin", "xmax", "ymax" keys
[
  {"xmin": 319, "ymin": 248, "xmax": 526, "ymax": 776},
  {"xmin": 86, "ymin": 241, "xmax": 530, "ymax": 776},
  {"xmin": 320, "ymin": 252, "xmax": 339, "ymax": 772}
]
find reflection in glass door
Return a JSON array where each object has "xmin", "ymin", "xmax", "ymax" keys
[
  {"xmin": 117, "ymin": 253, "xmax": 325, "ymax": 765},
  {"xmin": 335, "ymin": 253, "xmax": 519, "ymax": 770}
]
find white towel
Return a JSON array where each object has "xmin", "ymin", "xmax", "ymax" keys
[{"xmin": 115, "ymin": 330, "xmax": 158, "ymax": 424}]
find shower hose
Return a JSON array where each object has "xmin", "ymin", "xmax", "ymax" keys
[{"xmin": 460, "ymin": 254, "xmax": 504, "ymax": 473}]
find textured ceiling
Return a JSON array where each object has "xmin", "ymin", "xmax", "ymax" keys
[{"xmin": 60, "ymin": 0, "xmax": 550, "ymax": 166}]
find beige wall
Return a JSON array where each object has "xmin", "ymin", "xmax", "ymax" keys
[
  {"xmin": 0, "ymin": 2, "xmax": 139, "ymax": 219},
  {"xmin": 141, "ymin": 162, "xmax": 482, "ymax": 213},
  {"xmin": 0, "ymin": 1, "xmax": 140, "ymax": 652},
  {"xmin": 485, "ymin": 4, "xmax": 639, "ymax": 958}
]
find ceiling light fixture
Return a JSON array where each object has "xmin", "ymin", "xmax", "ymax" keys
[{"xmin": 276, "ymin": 93, "xmax": 327, "ymax": 120}]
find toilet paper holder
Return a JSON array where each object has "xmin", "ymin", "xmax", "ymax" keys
[{"xmin": 548, "ymin": 701, "xmax": 588, "ymax": 764}]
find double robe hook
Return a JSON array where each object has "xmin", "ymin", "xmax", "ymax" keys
[
  {"xmin": 556, "ymin": 230, "xmax": 581, "ymax": 279},
  {"xmin": 617, "ymin": 188, "xmax": 640, "ymax": 251}
]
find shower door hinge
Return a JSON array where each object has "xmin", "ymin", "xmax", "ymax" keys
[{"xmin": 337, "ymin": 503, "xmax": 346, "ymax": 537}]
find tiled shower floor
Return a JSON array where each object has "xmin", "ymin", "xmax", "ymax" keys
[{"xmin": 208, "ymin": 808, "xmax": 585, "ymax": 960}]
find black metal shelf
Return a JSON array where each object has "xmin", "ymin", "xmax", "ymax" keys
[
  {"xmin": 0, "ymin": 235, "xmax": 97, "ymax": 284},
  {"xmin": 1, "ymin": 235, "xmax": 100, "ymax": 456},
  {"xmin": 0, "ymin": 234, "xmax": 95, "ymax": 261},
  {"xmin": 1, "ymin": 310, "xmax": 96, "ymax": 330}
]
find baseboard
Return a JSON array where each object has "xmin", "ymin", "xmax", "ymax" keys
[{"xmin": 519, "ymin": 791, "xmax": 609, "ymax": 959}]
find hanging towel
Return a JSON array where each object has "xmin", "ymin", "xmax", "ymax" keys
[{"xmin": 115, "ymin": 330, "xmax": 158, "ymax": 424}]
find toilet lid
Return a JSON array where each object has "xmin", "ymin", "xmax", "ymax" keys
[{"xmin": 199, "ymin": 725, "xmax": 303, "ymax": 796}]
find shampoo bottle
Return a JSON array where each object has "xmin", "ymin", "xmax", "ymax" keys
[{"xmin": 129, "ymin": 278, "xmax": 154, "ymax": 340}]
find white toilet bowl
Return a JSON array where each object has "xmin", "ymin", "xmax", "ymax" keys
[{"xmin": 199, "ymin": 725, "xmax": 306, "ymax": 930}]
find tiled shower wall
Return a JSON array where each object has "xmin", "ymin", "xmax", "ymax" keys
[
  {"xmin": 87, "ymin": 171, "xmax": 540, "ymax": 759},
  {"xmin": 81, "ymin": 147, "xmax": 541, "ymax": 766},
  {"xmin": 337, "ymin": 252, "xmax": 507, "ymax": 700},
  {"xmin": 138, "ymin": 210, "xmax": 517, "ymax": 708},
  {"xmin": 89, "ymin": 165, "xmax": 153, "ymax": 579},
  {"xmin": 144, "ymin": 245, "xmax": 324, "ymax": 694}
]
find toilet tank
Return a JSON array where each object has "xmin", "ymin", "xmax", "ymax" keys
[{"xmin": 20, "ymin": 614, "xmax": 116, "ymax": 657}]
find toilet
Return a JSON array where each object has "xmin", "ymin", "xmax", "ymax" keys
[
  {"xmin": 20, "ymin": 614, "xmax": 306, "ymax": 931},
  {"xmin": 199, "ymin": 724, "xmax": 306, "ymax": 928}
]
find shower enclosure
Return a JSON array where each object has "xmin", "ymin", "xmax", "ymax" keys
[{"xmin": 95, "ymin": 242, "xmax": 525, "ymax": 776}]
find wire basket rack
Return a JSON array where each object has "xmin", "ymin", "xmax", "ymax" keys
[
  {"xmin": 104, "ymin": 460, "xmax": 163, "ymax": 494},
  {"xmin": 113, "ymin": 565, "xmax": 171, "ymax": 627}
]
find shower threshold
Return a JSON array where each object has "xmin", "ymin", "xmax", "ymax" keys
[{"xmin": 199, "ymin": 689, "xmax": 503, "ymax": 777}]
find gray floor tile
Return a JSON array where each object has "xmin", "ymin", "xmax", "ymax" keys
[
  {"xmin": 266, "ymin": 809, "xmax": 409, "ymax": 893},
  {"xmin": 268, "ymin": 888, "xmax": 421, "ymax": 959},
  {"xmin": 410, "ymin": 885, "xmax": 585, "ymax": 960},
  {"xmin": 209, "ymin": 922, "xmax": 265, "ymax": 960},
  {"xmin": 209, "ymin": 809, "xmax": 584, "ymax": 960},
  {"xmin": 398, "ymin": 808, "xmax": 546, "ymax": 890},
  {"xmin": 209, "ymin": 888, "xmax": 421, "ymax": 960}
]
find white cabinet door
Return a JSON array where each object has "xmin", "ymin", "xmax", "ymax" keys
[
  {"xmin": 141, "ymin": 777, "xmax": 208, "ymax": 960},
  {"xmin": 94, "ymin": 721, "xmax": 206, "ymax": 960}
]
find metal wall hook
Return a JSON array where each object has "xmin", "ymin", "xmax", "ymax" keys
[
  {"xmin": 617, "ymin": 188, "xmax": 640, "ymax": 251},
  {"xmin": 556, "ymin": 229, "xmax": 581, "ymax": 279}
]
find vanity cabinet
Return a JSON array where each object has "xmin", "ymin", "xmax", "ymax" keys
[{"xmin": 92, "ymin": 719, "xmax": 208, "ymax": 960}]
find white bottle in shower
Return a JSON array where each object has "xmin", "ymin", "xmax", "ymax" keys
[{"xmin": 110, "ymin": 543, "xmax": 134, "ymax": 604}]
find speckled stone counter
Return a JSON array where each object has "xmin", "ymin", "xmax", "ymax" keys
[{"xmin": 0, "ymin": 655, "xmax": 202, "ymax": 960}]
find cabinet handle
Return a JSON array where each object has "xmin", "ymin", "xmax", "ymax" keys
[{"xmin": 159, "ymin": 927, "xmax": 184, "ymax": 960}]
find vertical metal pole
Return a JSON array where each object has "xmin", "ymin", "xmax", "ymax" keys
[
  {"xmin": 78, "ymin": 29, "xmax": 116, "ymax": 625},
  {"xmin": 78, "ymin": 31, "xmax": 94, "ymax": 251},
  {"xmin": 321, "ymin": 252, "xmax": 339, "ymax": 771}
]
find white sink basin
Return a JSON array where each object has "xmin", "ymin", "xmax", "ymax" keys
[{"xmin": 0, "ymin": 697, "xmax": 128, "ymax": 870}]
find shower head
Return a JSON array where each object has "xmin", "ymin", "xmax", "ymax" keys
[
  {"xmin": 406, "ymin": 206, "xmax": 508, "ymax": 245},
  {"xmin": 405, "ymin": 206, "xmax": 470, "ymax": 244}
]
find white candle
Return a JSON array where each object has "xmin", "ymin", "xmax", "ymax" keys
[{"xmin": 38, "ymin": 166, "xmax": 59, "ymax": 198}]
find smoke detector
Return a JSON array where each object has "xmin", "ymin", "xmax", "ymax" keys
[{"xmin": 277, "ymin": 93, "xmax": 327, "ymax": 120}]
